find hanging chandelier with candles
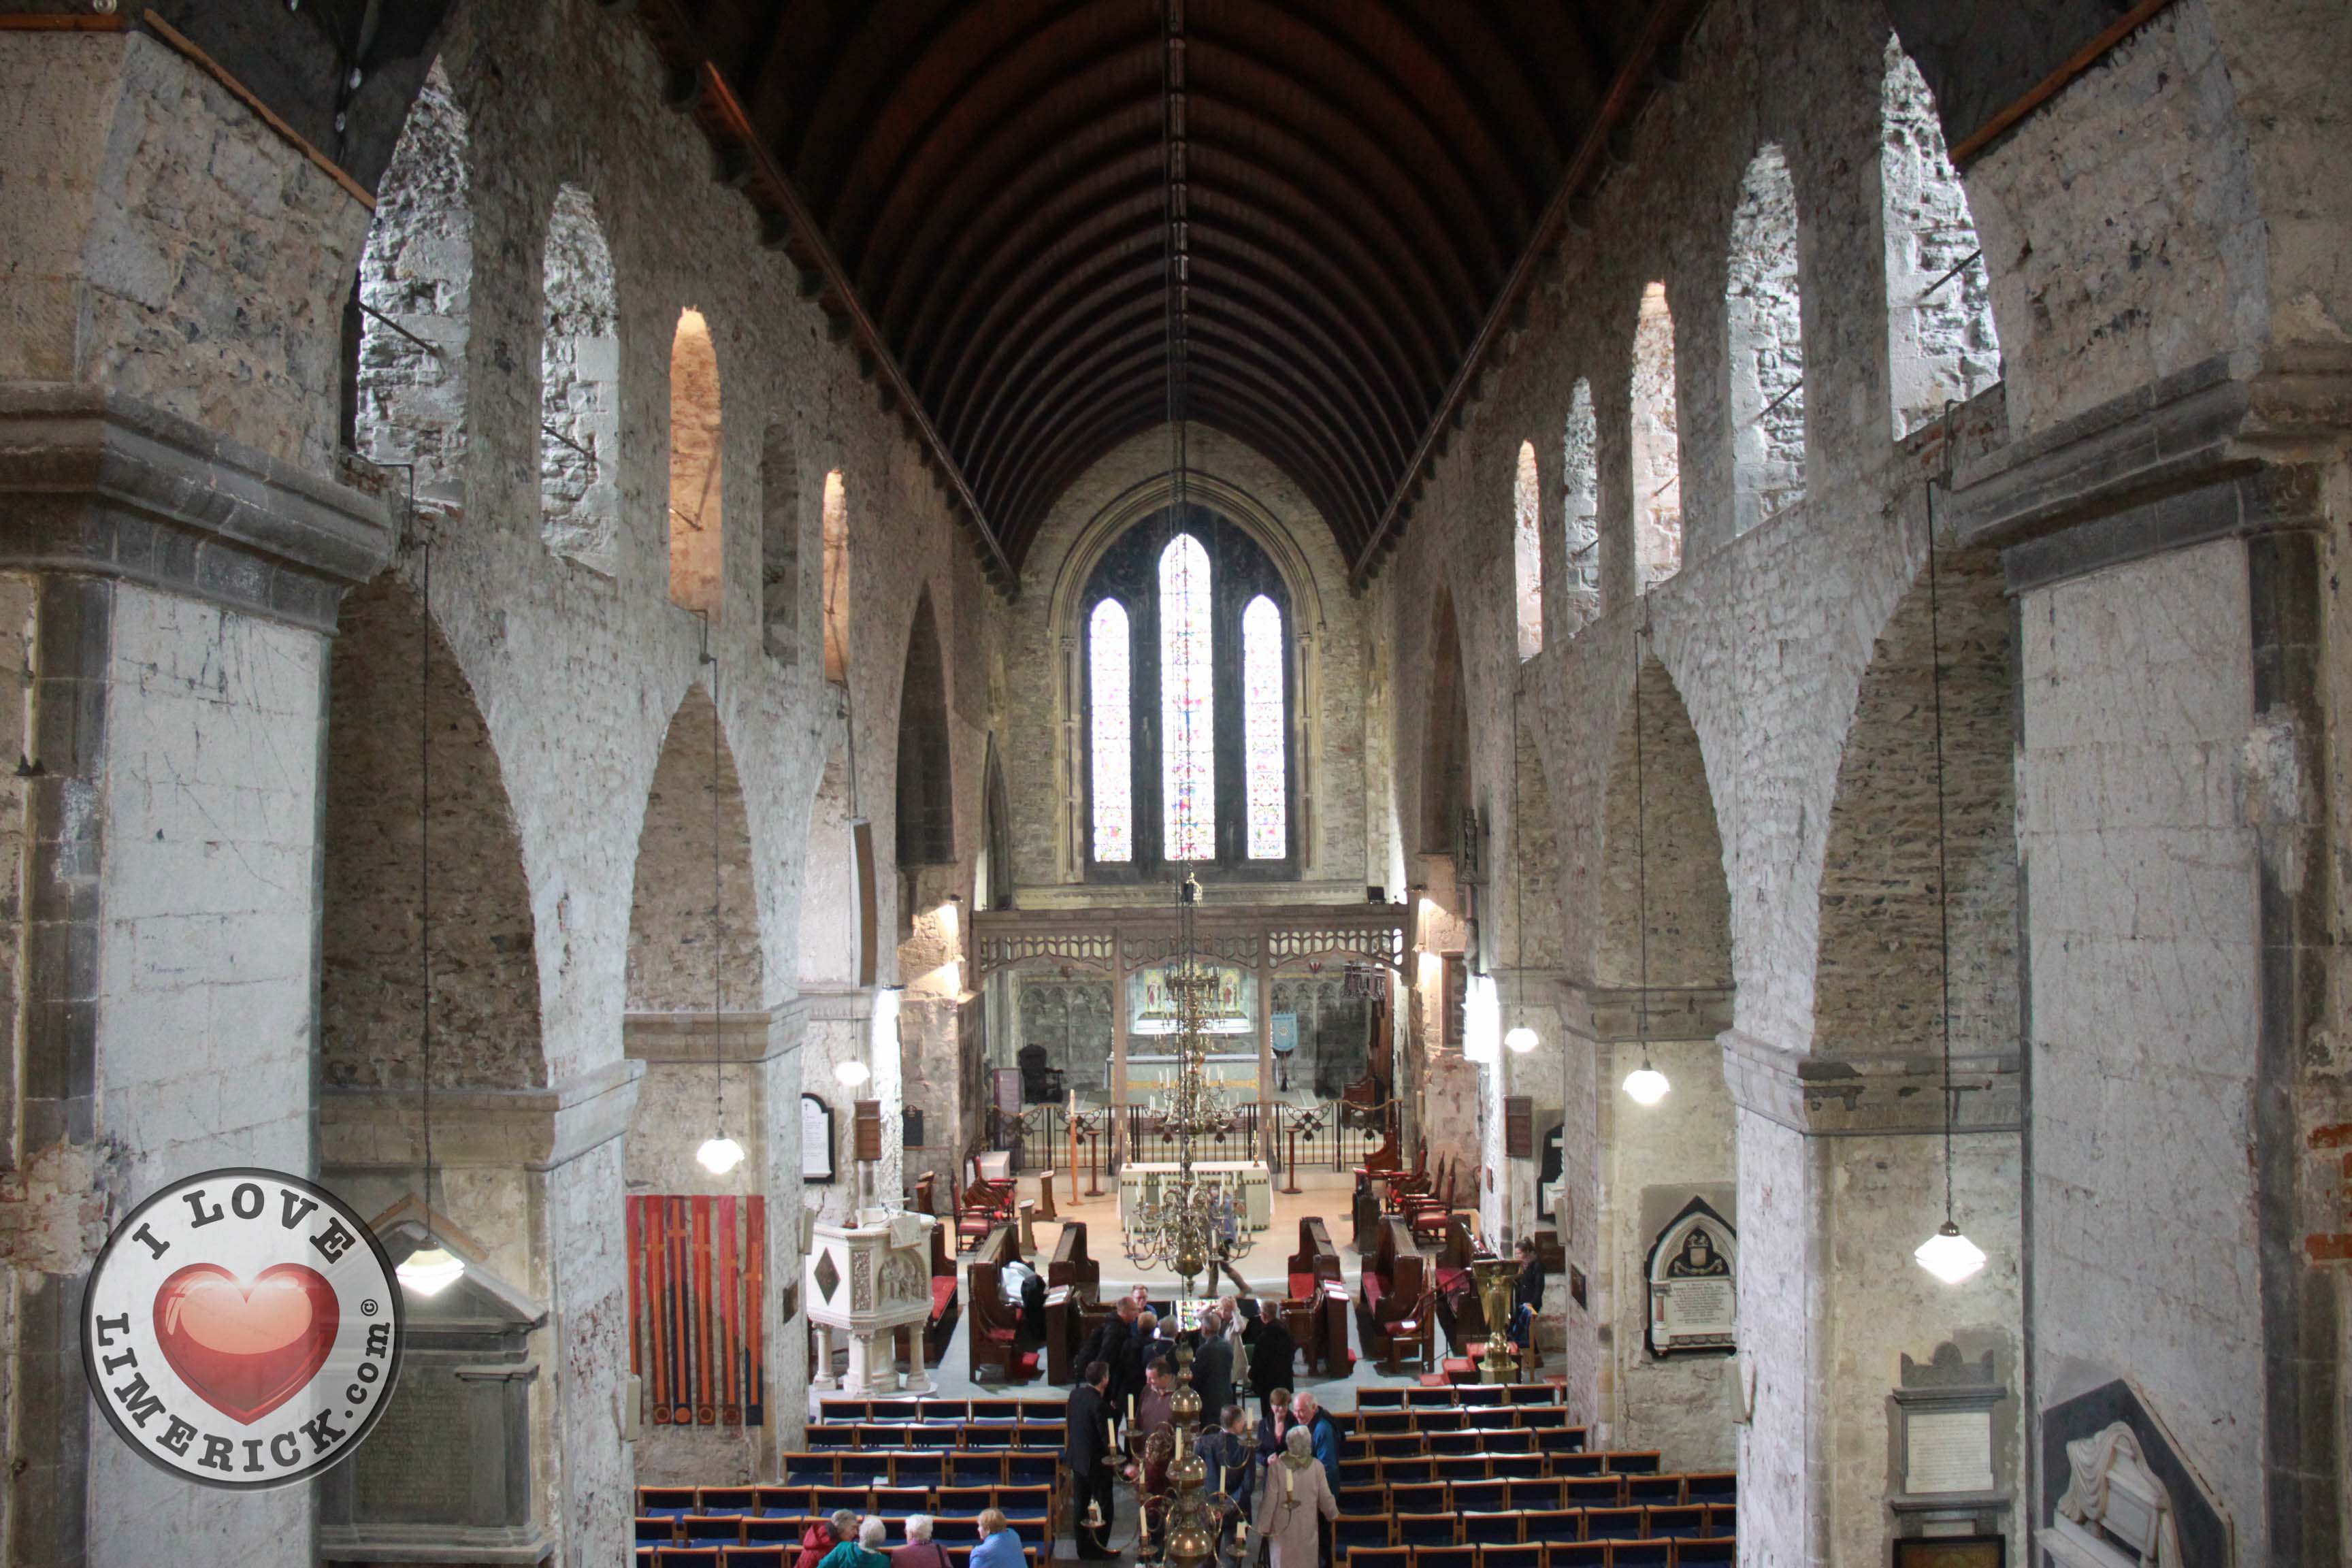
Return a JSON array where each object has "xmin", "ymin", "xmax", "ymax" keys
[{"xmin": 1117, "ymin": 0, "xmax": 1253, "ymax": 1301}]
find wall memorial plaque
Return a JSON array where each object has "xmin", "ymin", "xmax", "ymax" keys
[
  {"xmin": 1905, "ymin": 1408, "xmax": 1996, "ymax": 1494},
  {"xmin": 801, "ymin": 1094, "xmax": 835, "ymax": 1183},
  {"xmin": 1503, "ymin": 1096, "xmax": 1534, "ymax": 1158},
  {"xmin": 1645, "ymin": 1196, "xmax": 1735, "ymax": 1355}
]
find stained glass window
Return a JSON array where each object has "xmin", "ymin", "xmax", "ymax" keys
[
  {"xmin": 1242, "ymin": 595, "xmax": 1286, "ymax": 858},
  {"xmin": 1088, "ymin": 599, "xmax": 1133, "ymax": 862},
  {"xmin": 1159, "ymin": 534, "xmax": 1215, "ymax": 861}
]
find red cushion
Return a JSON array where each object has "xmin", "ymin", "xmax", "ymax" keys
[
  {"xmin": 1434, "ymin": 1267, "xmax": 1470, "ymax": 1293},
  {"xmin": 930, "ymin": 1278, "xmax": 957, "ymax": 1318},
  {"xmin": 1361, "ymin": 1276, "xmax": 1387, "ymax": 1311},
  {"xmin": 1288, "ymin": 1273, "xmax": 1317, "ymax": 1301}
]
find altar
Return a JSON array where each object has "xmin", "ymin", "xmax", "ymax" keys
[{"xmin": 1119, "ymin": 1160, "xmax": 1274, "ymax": 1231}]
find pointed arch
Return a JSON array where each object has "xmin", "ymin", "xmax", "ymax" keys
[
  {"xmin": 1561, "ymin": 379, "xmax": 1601, "ymax": 635},
  {"xmin": 1814, "ymin": 544, "xmax": 2014, "ymax": 1056},
  {"xmin": 895, "ymin": 590, "xmax": 956, "ymax": 868},
  {"xmin": 1882, "ymin": 36, "xmax": 2002, "ymax": 438},
  {"xmin": 1420, "ymin": 581, "xmax": 1471, "ymax": 857},
  {"xmin": 979, "ymin": 736, "xmax": 1015, "ymax": 910},
  {"xmin": 1631, "ymin": 283, "xmax": 1684, "ymax": 587},
  {"xmin": 355, "ymin": 57, "xmax": 470, "ymax": 502},
  {"xmin": 800, "ymin": 742, "xmax": 866, "ymax": 987},
  {"xmin": 821, "ymin": 469, "xmax": 851, "ymax": 682},
  {"xmin": 627, "ymin": 681, "xmax": 762, "ymax": 1013},
  {"xmin": 1727, "ymin": 145, "xmax": 1806, "ymax": 534},
  {"xmin": 322, "ymin": 576, "xmax": 542, "ymax": 1089},
  {"xmin": 668, "ymin": 307, "xmax": 724, "ymax": 618},
  {"xmin": 1514, "ymin": 438, "xmax": 1544, "ymax": 660},
  {"xmin": 540, "ymin": 184, "xmax": 619, "ymax": 573},
  {"xmin": 1598, "ymin": 656, "xmax": 1730, "ymax": 992},
  {"xmin": 1159, "ymin": 532, "xmax": 1216, "ymax": 861},
  {"xmin": 1087, "ymin": 597, "xmax": 1134, "ymax": 864}
]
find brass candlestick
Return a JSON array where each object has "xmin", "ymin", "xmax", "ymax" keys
[{"xmin": 1473, "ymin": 1258, "xmax": 1519, "ymax": 1383}]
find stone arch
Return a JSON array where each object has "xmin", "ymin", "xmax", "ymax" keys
[
  {"xmin": 821, "ymin": 469, "xmax": 851, "ymax": 682},
  {"xmin": 1420, "ymin": 581, "xmax": 1471, "ymax": 856},
  {"xmin": 321, "ymin": 576, "xmax": 543, "ymax": 1090},
  {"xmin": 626, "ymin": 680, "xmax": 762, "ymax": 1014},
  {"xmin": 1561, "ymin": 378, "xmax": 1601, "ymax": 636},
  {"xmin": 1814, "ymin": 544, "xmax": 2015, "ymax": 1058},
  {"xmin": 800, "ymin": 741, "xmax": 864, "ymax": 987},
  {"xmin": 667, "ymin": 308, "xmax": 723, "ymax": 619},
  {"xmin": 1727, "ymin": 145, "xmax": 1806, "ymax": 534},
  {"xmin": 1514, "ymin": 438, "xmax": 1543, "ymax": 660},
  {"xmin": 539, "ymin": 184, "xmax": 619, "ymax": 574},
  {"xmin": 1630, "ymin": 282, "xmax": 1684, "ymax": 587},
  {"xmin": 354, "ymin": 57, "xmax": 470, "ymax": 502},
  {"xmin": 978, "ymin": 736, "xmax": 1014, "ymax": 911},
  {"xmin": 896, "ymin": 589, "xmax": 956, "ymax": 870},
  {"xmin": 1881, "ymin": 35, "xmax": 2002, "ymax": 439},
  {"xmin": 1598, "ymin": 656, "xmax": 1731, "ymax": 993},
  {"xmin": 762, "ymin": 421, "xmax": 802, "ymax": 663}
]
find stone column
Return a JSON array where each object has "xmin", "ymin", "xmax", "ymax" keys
[
  {"xmin": 1950, "ymin": 361, "xmax": 2349, "ymax": 1564},
  {"xmin": 0, "ymin": 389, "xmax": 393, "ymax": 1567}
]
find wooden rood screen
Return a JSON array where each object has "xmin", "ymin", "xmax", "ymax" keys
[{"xmin": 627, "ymin": 1194, "xmax": 767, "ymax": 1426}]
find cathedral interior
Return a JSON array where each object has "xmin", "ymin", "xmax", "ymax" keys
[{"xmin": 0, "ymin": 1, "xmax": 2347, "ymax": 1565}]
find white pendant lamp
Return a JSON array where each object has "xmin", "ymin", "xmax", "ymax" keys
[
  {"xmin": 696, "ymin": 1135, "xmax": 747, "ymax": 1175},
  {"xmin": 834, "ymin": 1058, "xmax": 872, "ymax": 1088},
  {"xmin": 1504, "ymin": 1026, "xmax": 1539, "ymax": 1056},
  {"xmin": 1622, "ymin": 610, "xmax": 1669, "ymax": 1109},
  {"xmin": 397, "ymin": 1245, "xmax": 467, "ymax": 1297},
  {"xmin": 404, "ymin": 535, "xmax": 465, "ymax": 1302},
  {"xmin": 1913, "ymin": 463, "xmax": 1983, "ymax": 1285}
]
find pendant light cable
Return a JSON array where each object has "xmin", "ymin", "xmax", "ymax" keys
[
  {"xmin": 707, "ymin": 621, "xmax": 725, "ymax": 1136},
  {"xmin": 1633, "ymin": 608, "xmax": 1652, "ymax": 1073},
  {"xmin": 1927, "ymin": 442, "xmax": 1955, "ymax": 1228},
  {"xmin": 419, "ymin": 537, "xmax": 436, "ymax": 1238}
]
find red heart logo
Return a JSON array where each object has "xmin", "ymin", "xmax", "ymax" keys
[{"xmin": 152, "ymin": 1263, "xmax": 339, "ymax": 1426}]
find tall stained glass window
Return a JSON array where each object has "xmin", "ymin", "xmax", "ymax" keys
[
  {"xmin": 1088, "ymin": 599, "xmax": 1133, "ymax": 862},
  {"xmin": 1241, "ymin": 595, "xmax": 1286, "ymax": 858},
  {"xmin": 1159, "ymin": 534, "xmax": 1215, "ymax": 860}
]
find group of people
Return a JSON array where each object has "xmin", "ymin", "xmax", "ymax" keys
[
  {"xmin": 1061, "ymin": 1287, "xmax": 1339, "ymax": 1568},
  {"xmin": 793, "ymin": 1508, "xmax": 1028, "ymax": 1568}
]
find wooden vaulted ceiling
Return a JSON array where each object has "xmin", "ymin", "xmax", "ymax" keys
[{"xmin": 629, "ymin": 0, "xmax": 1694, "ymax": 584}]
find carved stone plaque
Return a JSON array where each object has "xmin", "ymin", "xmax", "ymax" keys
[
  {"xmin": 1646, "ymin": 1197, "xmax": 1736, "ymax": 1355},
  {"xmin": 1905, "ymin": 1408, "xmax": 1995, "ymax": 1494}
]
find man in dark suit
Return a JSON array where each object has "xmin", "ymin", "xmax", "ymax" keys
[
  {"xmin": 1242, "ymin": 1298, "xmax": 1297, "ymax": 1416},
  {"xmin": 1191, "ymin": 1302, "xmax": 1235, "ymax": 1418},
  {"xmin": 1064, "ymin": 1360, "xmax": 1119, "ymax": 1560}
]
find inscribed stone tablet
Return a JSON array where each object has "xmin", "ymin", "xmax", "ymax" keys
[{"xmin": 1906, "ymin": 1408, "xmax": 1995, "ymax": 1494}]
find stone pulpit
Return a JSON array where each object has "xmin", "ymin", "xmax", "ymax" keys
[{"xmin": 806, "ymin": 1209, "xmax": 942, "ymax": 1394}]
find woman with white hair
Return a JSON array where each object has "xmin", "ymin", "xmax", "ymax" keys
[
  {"xmin": 894, "ymin": 1515, "xmax": 950, "ymax": 1568},
  {"xmin": 1251, "ymin": 1424, "xmax": 1336, "ymax": 1568},
  {"xmin": 816, "ymin": 1516, "xmax": 891, "ymax": 1568}
]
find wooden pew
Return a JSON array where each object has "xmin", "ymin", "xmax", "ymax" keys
[
  {"xmin": 1286, "ymin": 1215, "xmax": 1343, "ymax": 1298},
  {"xmin": 1433, "ymin": 1213, "xmax": 1494, "ymax": 1346},
  {"xmin": 965, "ymin": 1224, "xmax": 1035, "ymax": 1383},
  {"xmin": 1049, "ymin": 1220, "xmax": 1100, "ymax": 1298},
  {"xmin": 923, "ymin": 1207, "xmax": 960, "ymax": 1363},
  {"xmin": 1357, "ymin": 1215, "xmax": 1427, "ymax": 1373}
]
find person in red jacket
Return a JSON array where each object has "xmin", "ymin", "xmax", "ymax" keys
[{"xmin": 798, "ymin": 1510, "xmax": 854, "ymax": 1568}]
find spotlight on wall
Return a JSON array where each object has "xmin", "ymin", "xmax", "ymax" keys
[
  {"xmin": 834, "ymin": 1058, "xmax": 872, "ymax": 1088},
  {"xmin": 1914, "ymin": 1220, "xmax": 1987, "ymax": 1285},
  {"xmin": 1504, "ymin": 1026, "xmax": 1539, "ymax": 1056},
  {"xmin": 1620, "ymin": 1064, "xmax": 1671, "ymax": 1107},
  {"xmin": 696, "ymin": 1135, "xmax": 747, "ymax": 1176},
  {"xmin": 397, "ymin": 1245, "xmax": 466, "ymax": 1298}
]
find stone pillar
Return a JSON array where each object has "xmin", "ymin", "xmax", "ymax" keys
[
  {"xmin": 0, "ymin": 390, "xmax": 393, "ymax": 1566},
  {"xmin": 1950, "ymin": 363, "xmax": 2349, "ymax": 1565}
]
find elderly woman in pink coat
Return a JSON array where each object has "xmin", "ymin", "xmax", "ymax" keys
[{"xmin": 1251, "ymin": 1425, "xmax": 1336, "ymax": 1568}]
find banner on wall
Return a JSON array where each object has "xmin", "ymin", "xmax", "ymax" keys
[
  {"xmin": 82, "ymin": 1168, "xmax": 404, "ymax": 1489},
  {"xmin": 626, "ymin": 1194, "xmax": 767, "ymax": 1427}
]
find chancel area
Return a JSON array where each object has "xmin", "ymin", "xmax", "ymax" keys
[{"xmin": 0, "ymin": 2, "xmax": 2346, "ymax": 1567}]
